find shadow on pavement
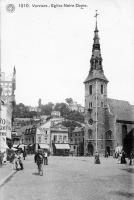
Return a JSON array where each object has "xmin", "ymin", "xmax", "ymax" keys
[
  {"xmin": 121, "ymin": 168, "xmax": 134, "ymax": 173},
  {"xmin": 32, "ymin": 172, "xmax": 39, "ymax": 176},
  {"xmin": 109, "ymin": 191, "xmax": 134, "ymax": 198}
]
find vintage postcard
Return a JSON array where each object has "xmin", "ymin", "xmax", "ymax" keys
[{"xmin": 0, "ymin": 0, "xmax": 134, "ymax": 200}]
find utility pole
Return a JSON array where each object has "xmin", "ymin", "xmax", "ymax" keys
[{"xmin": 95, "ymin": 80, "xmax": 98, "ymax": 151}]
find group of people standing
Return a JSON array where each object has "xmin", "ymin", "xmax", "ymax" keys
[
  {"xmin": 117, "ymin": 151, "xmax": 133, "ymax": 165},
  {"xmin": 94, "ymin": 150, "xmax": 134, "ymax": 165}
]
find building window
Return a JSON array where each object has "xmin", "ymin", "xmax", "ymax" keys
[
  {"xmin": 101, "ymin": 102, "xmax": 104, "ymax": 107},
  {"xmin": 89, "ymin": 85, "xmax": 92, "ymax": 95},
  {"xmin": 63, "ymin": 135, "xmax": 67, "ymax": 142},
  {"xmin": 101, "ymin": 85, "xmax": 104, "ymax": 94},
  {"xmin": 106, "ymin": 130, "xmax": 112, "ymax": 139},
  {"xmin": 54, "ymin": 135, "xmax": 57, "ymax": 142},
  {"xmin": 89, "ymin": 102, "xmax": 92, "ymax": 108}
]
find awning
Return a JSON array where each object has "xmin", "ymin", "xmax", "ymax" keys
[
  {"xmin": 13, "ymin": 144, "xmax": 19, "ymax": 148},
  {"xmin": 39, "ymin": 144, "xmax": 50, "ymax": 149},
  {"xmin": 55, "ymin": 144, "xmax": 70, "ymax": 150}
]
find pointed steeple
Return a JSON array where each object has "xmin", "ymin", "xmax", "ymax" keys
[
  {"xmin": 84, "ymin": 11, "xmax": 108, "ymax": 83},
  {"xmin": 90, "ymin": 10, "xmax": 102, "ymax": 72},
  {"xmin": 93, "ymin": 11, "xmax": 100, "ymax": 47}
]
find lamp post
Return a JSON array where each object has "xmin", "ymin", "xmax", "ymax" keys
[{"xmin": 95, "ymin": 80, "xmax": 98, "ymax": 152}]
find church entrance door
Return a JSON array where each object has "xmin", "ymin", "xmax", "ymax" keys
[
  {"xmin": 106, "ymin": 146, "xmax": 110, "ymax": 156},
  {"xmin": 87, "ymin": 143, "xmax": 94, "ymax": 156}
]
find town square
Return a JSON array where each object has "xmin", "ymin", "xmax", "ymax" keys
[{"xmin": 0, "ymin": 0, "xmax": 134, "ymax": 200}]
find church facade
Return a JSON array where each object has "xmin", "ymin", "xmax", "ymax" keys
[{"xmin": 84, "ymin": 16, "xmax": 134, "ymax": 156}]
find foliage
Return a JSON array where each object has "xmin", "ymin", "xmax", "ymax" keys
[
  {"xmin": 66, "ymin": 110, "xmax": 84, "ymax": 123},
  {"xmin": 65, "ymin": 98, "xmax": 73, "ymax": 105},
  {"xmin": 40, "ymin": 102, "xmax": 54, "ymax": 116},
  {"xmin": 12, "ymin": 103, "xmax": 37, "ymax": 118},
  {"xmin": 62, "ymin": 120, "xmax": 82, "ymax": 132},
  {"xmin": 54, "ymin": 103, "xmax": 70, "ymax": 117}
]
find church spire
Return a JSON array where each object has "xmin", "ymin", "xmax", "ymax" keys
[
  {"xmin": 93, "ymin": 10, "xmax": 100, "ymax": 47},
  {"xmin": 90, "ymin": 10, "xmax": 102, "ymax": 71},
  {"xmin": 84, "ymin": 11, "xmax": 108, "ymax": 83}
]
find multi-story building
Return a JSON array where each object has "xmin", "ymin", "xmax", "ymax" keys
[
  {"xmin": 70, "ymin": 127, "xmax": 84, "ymax": 156},
  {"xmin": 84, "ymin": 13, "xmax": 134, "ymax": 156},
  {"xmin": 35, "ymin": 118, "xmax": 70, "ymax": 155},
  {"xmin": 51, "ymin": 124, "xmax": 70, "ymax": 156},
  {"xmin": 0, "ymin": 68, "xmax": 16, "ymax": 152}
]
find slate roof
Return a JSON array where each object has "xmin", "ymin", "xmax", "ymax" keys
[
  {"xmin": 84, "ymin": 70, "xmax": 108, "ymax": 83},
  {"xmin": 108, "ymin": 98, "xmax": 134, "ymax": 122}
]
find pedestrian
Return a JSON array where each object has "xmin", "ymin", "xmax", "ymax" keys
[
  {"xmin": 118, "ymin": 152, "xmax": 122, "ymax": 164},
  {"xmin": 23, "ymin": 150, "xmax": 26, "ymax": 160},
  {"xmin": 94, "ymin": 151, "xmax": 100, "ymax": 164},
  {"xmin": 13, "ymin": 152, "xmax": 19, "ymax": 170},
  {"xmin": 3, "ymin": 152, "xmax": 7, "ymax": 164},
  {"xmin": 44, "ymin": 151, "xmax": 48, "ymax": 165},
  {"xmin": 34, "ymin": 149, "xmax": 44, "ymax": 175},
  {"xmin": 129, "ymin": 152, "xmax": 133, "ymax": 165},
  {"xmin": 18, "ymin": 152, "xmax": 24, "ymax": 170},
  {"xmin": 121, "ymin": 151, "xmax": 127, "ymax": 164},
  {"xmin": 105, "ymin": 151, "xmax": 109, "ymax": 158}
]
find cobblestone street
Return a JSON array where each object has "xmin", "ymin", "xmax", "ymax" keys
[{"xmin": 0, "ymin": 156, "xmax": 134, "ymax": 200}]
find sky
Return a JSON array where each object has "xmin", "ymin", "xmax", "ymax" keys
[{"xmin": 1, "ymin": 0, "xmax": 134, "ymax": 107}]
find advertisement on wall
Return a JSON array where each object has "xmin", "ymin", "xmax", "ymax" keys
[{"xmin": 0, "ymin": 105, "xmax": 8, "ymax": 152}]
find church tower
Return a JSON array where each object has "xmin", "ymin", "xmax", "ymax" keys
[{"xmin": 84, "ymin": 11, "xmax": 108, "ymax": 155}]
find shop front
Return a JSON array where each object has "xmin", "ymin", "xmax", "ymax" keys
[{"xmin": 53, "ymin": 143, "xmax": 70, "ymax": 156}]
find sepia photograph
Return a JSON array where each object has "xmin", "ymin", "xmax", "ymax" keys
[{"xmin": 0, "ymin": 0, "xmax": 134, "ymax": 199}]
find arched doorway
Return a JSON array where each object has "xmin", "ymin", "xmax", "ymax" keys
[
  {"xmin": 106, "ymin": 146, "xmax": 110, "ymax": 156},
  {"xmin": 87, "ymin": 143, "xmax": 94, "ymax": 156},
  {"xmin": 123, "ymin": 128, "xmax": 134, "ymax": 156},
  {"xmin": 122, "ymin": 125, "xmax": 127, "ymax": 146}
]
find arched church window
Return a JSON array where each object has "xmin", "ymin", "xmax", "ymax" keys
[
  {"xmin": 101, "ymin": 85, "xmax": 104, "ymax": 94},
  {"xmin": 101, "ymin": 101, "xmax": 104, "ymax": 107},
  {"xmin": 89, "ymin": 85, "xmax": 92, "ymax": 95},
  {"xmin": 88, "ymin": 129, "xmax": 92, "ymax": 139},
  {"xmin": 106, "ymin": 130, "xmax": 112, "ymax": 139}
]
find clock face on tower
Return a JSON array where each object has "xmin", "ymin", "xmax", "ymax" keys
[{"xmin": 88, "ymin": 119, "xmax": 93, "ymax": 125}]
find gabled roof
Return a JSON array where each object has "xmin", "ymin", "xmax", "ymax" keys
[
  {"xmin": 84, "ymin": 70, "xmax": 108, "ymax": 83},
  {"xmin": 108, "ymin": 98, "xmax": 134, "ymax": 122}
]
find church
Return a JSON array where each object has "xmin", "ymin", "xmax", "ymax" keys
[{"xmin": 84, "ymin": 13, "xmax": 134, "ymax": 156}]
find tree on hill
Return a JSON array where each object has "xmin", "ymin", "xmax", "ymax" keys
[
  {"xmin": 65, "ymin": 98, "xmax": 73, "ymax": 105},
  {"xmin": 54, "ymin": 103, "xmax": 70, "ymax": 117},
  {"xmin": 40, "ymin": 102, "xmax": 54, "ymax": 115},
  {"xmin": 62, "ymin": 120, "xmax": 82, "ymax": 132},
  {"xmin": 66, "ymin": 110, "xmax": 84, "ymax": 123}
]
